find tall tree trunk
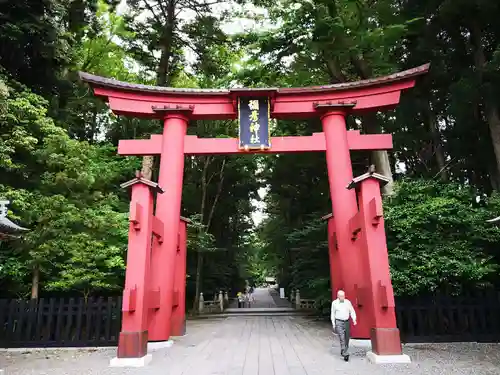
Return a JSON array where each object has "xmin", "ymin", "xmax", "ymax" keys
[
  {"xmin": 350, "ymin": 55, "xmax": 394, "ymax": 195},
  {"xmin": 362, "ymin": 113, "xmax": 394, "ymax": 195},
  {"xmin": 31, "ymin": 264, "xmax": 40, "ymax": 299},
  {"xmin": 142, "ymin": 0, "xmax": 177, "ymax": 182},
  {"xmin": 485, "ymin": 105, "xmax": 500, "ymax": 189},
  {"xmin": 193, "ymin": 157, "xmax": 226, "ymax": 311},
  {"xmin": 469, "ymin": 20, "xmax": 500, "ymax": 190},
  {"xmin": 193, "ymin": 156, "xmax": 211, "ymax": 311},
  {"xmin": 424, "ymin": 101, "xmax": 448, "ymax": 181},
  {"xmin": 141, "ymin": 155, "xmax": 154, "ymax": 180},
  {"xmin": 156, "ymin": 0, "xmax": 176, "ymax": 87}
]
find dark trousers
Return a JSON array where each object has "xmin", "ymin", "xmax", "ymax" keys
[{"xmin": 335, "ymin": 319, "xmax": 350, "ymax": 356}]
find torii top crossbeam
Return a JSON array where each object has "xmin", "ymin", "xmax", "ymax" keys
[
  {"xmin": 80, "ymin": 64, "xmax": 428, "ymax": 120},
  {"xmin": 79, "ymin": 64, "xmax": 429, "ymax": 156}
]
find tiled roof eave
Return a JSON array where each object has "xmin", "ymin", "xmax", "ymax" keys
[{"xmin": 0, "ymin": 216, "xmax": 28, "ymax": 233}]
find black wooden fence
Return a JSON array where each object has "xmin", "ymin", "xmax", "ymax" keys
[
  {"xmin": 0, "ymin": 297, "xmax": 122, "ymax": 348},
  {"xmin": 396, "ymin": 290, "xmax": 500, "ymax": 343},
  {"xmin": 1, "ymin": 291, "xmax": 499, "ymax": 348}
]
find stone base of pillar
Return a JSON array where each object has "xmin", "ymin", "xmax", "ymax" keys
[
  {"xmin": 117, "ymin": 330, "xmax": 148, "ymax": 358},
  {"xmin": 109, "ymin": 354, "xmax": 152, "ymax": 367},
  {"xmin": 370, "ymin": 327, "xmax": 403, "ymax": 355},
  {"xmin": 366, "ymin": 351, "xmax": 411, "ymax": 364},
  {"xmin": 147, "ymin": 340, "xmax": 174, "ymax": 352}
]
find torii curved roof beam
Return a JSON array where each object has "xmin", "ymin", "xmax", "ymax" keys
[{"xmin": 79, "ymin": 64, "xmax": 429, "ymax": 121}]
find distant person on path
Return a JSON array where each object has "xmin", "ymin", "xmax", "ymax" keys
[
  {"xmin": 237, "ymin": 292, "xmax": 245, "ymax": 308},
  {"xmin": 331, "ymin": 290, "xmax": 357, "ymax": 362},
  {"xmin": 248, "ymin": 286, "xmax": 255, "ymax": 304}
]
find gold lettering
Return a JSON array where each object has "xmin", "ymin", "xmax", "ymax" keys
[
  {"xmin": 248, "ymin": 100, "xmax": 259, "ymax": 111},
  {"xmin": 250, "ymin": 110, "xmax": 259, "ymax": 122},
  {"xmin": 246, "ymin": 99, "xmax": 262, "ymax": 145}
]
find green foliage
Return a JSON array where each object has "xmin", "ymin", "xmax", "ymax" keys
[
  {"xmin": 3, "ymin": 0, "xmax": 500, "ymax": 308},
  {"xmin": 0, "ymin": 75, "xmax": 131, "ymax": 297},
  {"xmin": 385, "ymin": 180, "xmax": 500, "ymax": 295}
]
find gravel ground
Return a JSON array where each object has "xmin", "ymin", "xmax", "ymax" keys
[{"xmin": 0, "ymin": 317, "xmax": 499, "ymax": 375}]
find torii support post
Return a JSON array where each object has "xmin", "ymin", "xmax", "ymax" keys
[
  {"xmin": 111, "ymin": 173, "xmax": 163, "ymax": 367},
  {"xmin": 317, "ymin": 105, "xmax": 367, "ymax": 339},
  {"xmin": 322, "ymin": 214, "xmax": 343, "ymax": 298},
  {"xmin": 171, "ymin": 217, "xmax": 189, "ymax": 337},
  {"xmin": 347, "ymin": 171, "xmax": 410, "ymax": 364},
  {"xmin": 148, "ymin": 112, "xmax": 189, "ymax": 342}
]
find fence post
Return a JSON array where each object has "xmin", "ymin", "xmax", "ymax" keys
[
  {"xmin": 291, "ymin": 289, "xmax": 295, "ymax": 304},
  {"xmin": 224, "ymin": 291, "xmax": 229, "ymax": 304},
  {"xmin": 219, "ymin": 291, "xmax": 224, "ymax": 312},
  {"xmin": 295, "ymin": 289, "xmax": 301, "ymax": 309},
  {"xmin": 199, "ymin": 293, "xmax": 204, "ymax": 313}
]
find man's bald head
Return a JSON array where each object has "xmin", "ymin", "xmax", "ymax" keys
[{"xmin": 337, "ymin": 290, "xmax": 345, "ymax": 301}]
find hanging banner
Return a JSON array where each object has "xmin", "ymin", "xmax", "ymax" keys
[{"xmin": 238, "ymin": 97, "xmax": 271, "ymax": 150}]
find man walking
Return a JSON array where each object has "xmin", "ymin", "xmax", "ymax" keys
[{"xmin": 331, "ymin": 290, "xmax": 357, "ymax": 361}]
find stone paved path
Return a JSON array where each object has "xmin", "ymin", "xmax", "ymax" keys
[
  {"xmin": 250, "ymin": 287, "xmax": 280, "ymax": 308},
  {"xmin": 2, "ymin": 316, "xmax": 500, "ymax": 375},
  {"xmin": 229, "ymin": 287, "xmax": 292, "ymax": 309},
  {"xmin": 268, "ymin": 288, "xmax": 294, "ymax": 308}
]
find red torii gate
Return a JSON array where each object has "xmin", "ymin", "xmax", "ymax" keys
[{"xmin": 80, "ymin": 63, "xmax": 429, "ymax": 366}]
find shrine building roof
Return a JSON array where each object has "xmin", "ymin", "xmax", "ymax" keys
[
  {"xmin": 0, "ymin": 216, "xmax": 28, "ymax": 234},
  {"xmin": 0, "ymin": 200, "xmax": 28, "ymax": 236}
]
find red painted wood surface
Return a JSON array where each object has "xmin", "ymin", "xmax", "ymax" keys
[
  {"xmin": 171, "ymin": 220, "xmax": 188, "ymax": 336},
  {"xmin": 327, "ymin": 218, "xmax": 343, "ymax": 300},
  {"xmin": 117, "ymin": 131, "xmax": 392, "ymax": 156},
  {"xmin": 118, "ymin": 182, "xmax": 154, "ymax": 358},
  {"xmin": 148, "ymin": 115, "xmax": 188, "ymax": 342},
  {"xmin": 321, "ymin": 110, "xmax": 368, "ymax": 339},
  {"xmin": 80, "ymin": 64, "xmax": 429, "ymax": 120},
  {"xmin": 78, "ymin": 65, "xmax": 429, "ymax": 357},
  {"xmin": 356, "ymin": 177, "xmax": 402, "ymax": 354}
]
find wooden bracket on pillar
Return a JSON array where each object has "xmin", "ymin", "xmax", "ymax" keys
[
  {"xmin": 369, "ymin": 197, "xmax": 383, "ymax": 226},
  {"xmin": 152, "ymin": 216, "xmax": 164, "ymax": 243},
  {"xmin": 348, "ymin": 212, "xmax": 362, "ymax": 241},
  {"xmin": 129, "ymin": 202, "xmax": 142, "ymax": 230},
  {"xmin": 172, "ymin": 289, "xmax": 179, "ymax": 307},
  {"xmin": 149, "ymin": 289, "xmax": 160, "ymax": 309},
  {"xmin": 378, "ymin": 281, "xmax": 389, "ymax": 308},
  {"xmin": 354, "ymin": 284, "xmax": 367, "ymax": 307},
  {"xmin": 122, "ymin": 286, "xmax": 137, "ymax": 312}
]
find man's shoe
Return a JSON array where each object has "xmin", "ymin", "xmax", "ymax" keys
[{"xmin": 343, "ymin": 355, "xmax": 349, "ymax": 362}]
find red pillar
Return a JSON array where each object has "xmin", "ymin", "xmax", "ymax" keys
[
  {"xmin": 117, "ymin": 174, "xmax": 157, "ymax": 359},
  {"xmin": 320, "ymin": 109, "xmax": 368, "ymax": 338},
  {"xmin": 327, "ymin": 217, "xmax": 343, "ymax": 297},
  {"xmin": 148, "ymin": 114, "xmax": 188, "ymax": 341},
  {"xmin": 356, "ymin": 176, "xmax": 402, "ymax": 355},
  {"xmin": 171, "ymin": 218, "xmax": 188, "ymax": 336}
]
